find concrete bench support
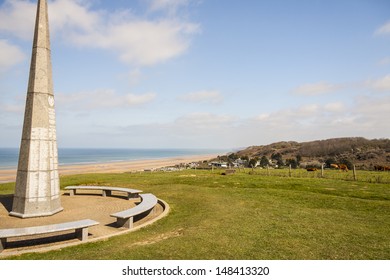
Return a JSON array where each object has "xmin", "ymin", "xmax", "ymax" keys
[
  {"xmin": 111, "ymin": 194, "xmax": 158, "ymax": 229},
  {"xmin": 75, "ymin": 227, "xmax": 89, "ymax": 241},
  {"xmin": 0, "ymin": 238, "xmax": 5, "ymax": 252},
  {"xmin": 116, "ymin": 217, "xmax": 134, "ymax": 229},
  {"xmin": 0, "ymin": 219, "xmax": 99, "ymax": 253}
]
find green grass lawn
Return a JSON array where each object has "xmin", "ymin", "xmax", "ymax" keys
[{"xmin": 1, "ymin": 169, "xmax": 389, "ymax": 260}]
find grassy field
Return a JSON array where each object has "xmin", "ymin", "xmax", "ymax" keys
[
  {"xmin": 237, "ymin": 167, "xmax": 390, "ymax": 183},
  {"xmin": 0, "ymin": 169, "xmax": 389, "ymax": 260}
]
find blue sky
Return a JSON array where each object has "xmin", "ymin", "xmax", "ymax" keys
[{"xmin": 0, "ymin": 0, "xmax": 389, "ymax": 149}]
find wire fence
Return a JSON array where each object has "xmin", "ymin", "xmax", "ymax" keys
[{"xmin": 227, "ymin": 167, "xmax": 390, "ymax": 184}]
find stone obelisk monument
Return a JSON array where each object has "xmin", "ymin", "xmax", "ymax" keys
[{"xmin": 10, "ymin": 0, "xmax": 63, "ymax": 218}]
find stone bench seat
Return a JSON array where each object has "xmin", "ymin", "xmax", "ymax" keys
[
  {"xmin": 0, "ymin": 219, "xmax": 99, "ymax": 252},
  {"xmin": 65, "ymin": 186, "xmax": 142, "ymax": 199},
  {"xmin": 110, "ymin": 194, "xmax": 158, "ymax": 229}
]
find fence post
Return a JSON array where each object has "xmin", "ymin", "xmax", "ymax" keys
[
  {"xmin": 289, "ymin": 164, "xmax": 292, "ymax": 177},
  {"xmin": 267, "ymin": 165, "xmax": 270, "ymax": 176},
  {"xmin": 353, "ymin": 165, "xmax": 357, "ymax": 181},
  {"xmin": 321, "ymin": 164, "xmax": 324, "ymax": 178}
]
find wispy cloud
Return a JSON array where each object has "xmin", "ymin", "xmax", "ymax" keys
[
  {"xmin": 378, "ymin": 57, "xmax": 390, "ymax": 66},
  {"xmin": 67, "ymin": 18, "xmax": 199, "ymax": 66},
  {"xmin": 127, "ymin": 96, "xmax": 389, "ymax": 148},
  {"xmin": 178, "ymin": 90, "xmax": 223, "ymax": 104},
  {"xmin": 0, "ymin": 102, "xmax": 24, "ymax": 114},
  {"xmin": 175, "ymin": 112, "xmax": 236, "ymax": 129},
  {"xmin": 0, "ymin": 40, "xmax": 25, "ymax": 71},
  {"xmin": 292, "ymin": 81, "xmax": 341, "ymax": 96},
  {"xmin": 323, "ymin": 102, "xmax": 345, "ymax": 112},
  {"xmin": 57, "ymin": 90, "xmax": 156, "ymax": 110},
  {"xmin": 13, "ymin": 95, "xmax": 385, "ymax": 148},
  {"xmin": 366, "ymin": 74, "xmax": 390, "ymax": 92},
  {"xmin": 0, "ymin": 0, "xmax": 200, "ymax": 66},
  {"xmin": 148, "ymin": 0, "xmax": 190, "ymax": 14},
  {"xmin": 127, "ymin": 69, "xmax": 143, "ymax": 86},
  {"xmin": 374, "ymin": 20, "xmax": 390, "ymax": 36},
  {"xmin": 252, "ymin": 104, "xmax": 323, "ymax": 126},
  {"xmin": 0, "ymin": 0, "xmax": 35, "ymax": 39}
]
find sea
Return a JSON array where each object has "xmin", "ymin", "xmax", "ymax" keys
[{"xmin": 0, "ymin": 148, "xmax": 227, "ymax": 170}]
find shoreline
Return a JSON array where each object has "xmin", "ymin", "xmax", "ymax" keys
[{"xmin": 0, "ymin": 154, "xmax": 218, "ymax": 184}]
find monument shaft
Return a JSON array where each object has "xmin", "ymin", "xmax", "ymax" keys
[{"xmin": 11, "ymin": 0, "xmax": 62, "ymax": 218}]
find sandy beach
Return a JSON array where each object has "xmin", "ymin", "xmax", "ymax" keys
[{"xmin": 0, "ymin": 154, "xmax": 218, "ymax": 184}]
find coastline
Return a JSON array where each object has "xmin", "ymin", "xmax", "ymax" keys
[{"xmin": 0, "ymin": 154, "xmax": 218, "ymax": 184}]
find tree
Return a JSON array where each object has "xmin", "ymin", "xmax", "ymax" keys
[
  {"xmin": 340, "ymin": 158, "xmax": 354, "ymax": 170},
  {"xmin": 325, "ymin": 157, "xmax": 337, "ymax": 168},
  {"xmin": 296, "ymin": 154, "xmax": 302, "ymax": 165},
  {"xmin": 271, "ymin": 153, "xmax": 284, "ymax": 167},
  {"xmin": 228, "ymin": 153, "xmax": 238, "ymax": 161},
  {"xmin": 241, "ymin": 155, "xmax": 249, "ymax": 161},
  {"xmin": 248, "ymin": 157, "xmax": 259, "ymax": 168},
  {"xmin": 286, "ymin": 158, "xmax": 298, "ymax": 169},
  {"xmin": 218, "ymin": 155, "xmax": 228, "ymax": 162},
  {"xmin": 260, "ymin": 156, "xmax": 269, "ymax": 167}
]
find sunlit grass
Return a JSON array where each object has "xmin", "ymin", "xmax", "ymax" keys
[{"xmin": 1, "ymin": 169, "xmax": 389, "ymax": 260}]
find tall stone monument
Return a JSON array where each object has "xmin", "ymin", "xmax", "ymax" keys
[{"xmin": 10, "ymin": 0, "xmax": 63, "ymax": 218}]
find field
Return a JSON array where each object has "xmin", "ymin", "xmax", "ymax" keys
[
  {"xmin": 0, "ymin": 169, "xmax": 389, "ymax": 260},
  {"xmin": 243, "ymin": 167, "xmax": 390, "ymax": 183}
]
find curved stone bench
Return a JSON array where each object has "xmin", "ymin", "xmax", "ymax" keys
[
  {"xmin": 110, "ymin": 193, "xmax": 158, "ymax": 229},
  {"xmin": 0, "ymin": 219, "xmax": 99, "ymax": 253},
  {"xmin": 65, "ymin": 186, "xmax": 142, "ymax": 200}
]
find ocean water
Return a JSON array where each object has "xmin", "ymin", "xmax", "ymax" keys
[{"xmin": 0, "ymin": 148, "xmax": 226, "ymax": 169}]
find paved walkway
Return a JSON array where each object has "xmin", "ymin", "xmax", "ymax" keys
[{"xmin": 0, "ymin": 191, "xmax": 164, "ymax": 256}]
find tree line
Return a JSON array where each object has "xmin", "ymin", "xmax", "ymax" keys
[{"xmin": 223, "ymin": 152, "xmax": 355, "ymax": 170}]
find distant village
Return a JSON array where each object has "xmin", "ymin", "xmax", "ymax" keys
[{"xmin": 148, "ymin": 155, "xmax": 281, "ymax": 172}]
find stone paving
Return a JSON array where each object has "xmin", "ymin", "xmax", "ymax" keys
[{"xmin": 0, "ymin": 191, "xmax": 164, "ymax": 256}]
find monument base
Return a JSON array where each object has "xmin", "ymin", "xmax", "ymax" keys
[
  {"xmin": 10, "ymin": 195, "xmax": 63, "ymax": 219},
  {"xmin": 9, "ymin": 207, "xmax": 64, "ymax": 219}
]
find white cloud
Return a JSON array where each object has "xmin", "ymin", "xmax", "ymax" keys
[
  {"xmin": 355, "ymin": 95, "xmax": 390, "ymax": 116},
  {"xmin": 171, "ymin": 97, "xmax": 387, "ymax": 147},
  {"xmin": 378, "ymin": 57, "xmax": 390, "ymax": 66},
  {"xmin": 0, "ymin": 0, "xmax": 35, "ymax": 40},
  {"xmin": 175, "ymin": 112, "xmax": 236, "ymax": 129},
  {"xmin": 57, "ymin": 90, "xmax": 156, "ymax": 110},
  {"xmin": 0, "ymin": 101, "xmax": 24, "ymax": 114},
  {"xmin": 350, "ymin": 95, "xmax": 390, "ymax": 135},
  {"xmin": 127, "ymin": 69, "xmax": 143, "ymax": 86},
  {"xmin": 297, "ymin": 104, "xmax": 320, "ymax": 116},
  {"xmin": 177, "ymin": 112, "xmax": 236, "ymax": 121},
  {"xmin": 292, "ymin": 81, "xmax": 340, "ymax": 96},
  {"xmin": 73, "ymin": 19, "xmax": 199, "ymax": 66},
  {"xmin": 255, "ymin": 113, "xmax": 270, "ymax": 121},
  {"xmin": 251, "ymin": 103, "xmax": 344, "ymax": 129},
  {"xmin": 267, "ymin": 104, "xmax": 320, "ymax": 121},
  {"xmin": 125, "ymin": 93, "xmax": 157, "ymax": 106},
  {"xmin": 374, "ymin": 21, "xmax": 390, "ymax": 36},
  {"xmin": 367, "ymin": 74, "xmax": 390, "ymax": 92},
  {"xmin": 178, "ymin": 90, "xmax": 223, "ymax": 104},
  {"xmin": 0, "ymin": 0, "xmax": 200, "ymax": 66},
  {"xmin": 242, "ymin": 98, "xmax": 389, "ymax": 145},
  {"xmin": 5, "ymin": 94, "xmax": 384, "ymax": 148},
  {"xmin": 49, "ymin": 0, "xmax": 101, "ymax": 34},
  {"xmin": 148, "ymin": 0, "xmax": 189, "ymax": 14},
  {"xmin": 0, "ymin": 40, "xmax": 25, "ymax": 71},
  {"xmin": 324, "ymin": 102, "xmax": 345, "ymax": 112}
]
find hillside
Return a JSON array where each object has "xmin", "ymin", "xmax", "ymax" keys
[{"xmin": 233, "ymin": 137, "xmax": 390, "ymax": 170}]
